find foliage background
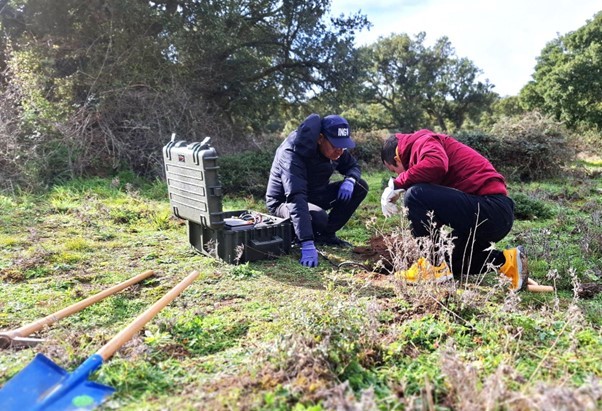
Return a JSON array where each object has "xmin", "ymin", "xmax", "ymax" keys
[
  {"xmin": 0, "ymin": 2, "xmax": 601, "ymax": 409},
  {"xmin": 1, "ymin": 1, "xmax": 599, "ymax": 191}
]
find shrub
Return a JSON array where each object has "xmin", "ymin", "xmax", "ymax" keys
[
  {"xmin": 0, "ymin": 76, "xmax": 37, "ymax": 192},
  {"xmin": 573, "ymin": 127, "xmax": 602, "ymax": 157},
  {"xmin": 453, "ymin": 130, "xmax": 502, "ymax": 163},
  {"xmin": 218, "ymin": 146, "xmax": 278, "ymax": 198},
  {"xmin": 348, "ymin": 130, "xmax": 389, "ymax": 171},
  {"xmin": 511, "ymin": 192, "xmax": 554, "ymax": 221},
  {"xmin": 490, "ymin": 112, "xmax": 575, "ymax": 181},
  {"xmin": 455, "ymin": 112, "xmax": 575, "ymax": 182}
]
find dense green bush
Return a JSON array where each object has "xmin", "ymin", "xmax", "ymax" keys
[
  {"xmin": 218, "ymin": 148, "xmax": 277, "ymax": 197},
  {"xmin": 490, "ymin": 112, "xmax": 575, "ymax": 181},
  {"xmin": 349, "ymin": 130, "xmax": 388, "ymax": 171},
  {"xmin": 453, "ymin": 130, "xmax": 502, "ymax": 164},
  {"xmin": 455, "ymin": 112, "xmax": 575, "ymax": 181}
]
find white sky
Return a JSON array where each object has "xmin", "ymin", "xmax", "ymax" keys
[{"xmin": 330, "ymin": 0, "xmax": 600, "ymax": 96}]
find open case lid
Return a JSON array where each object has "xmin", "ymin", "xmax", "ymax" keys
[{"xmin": 163, "ymin": 136, "xmax": 225, "ymax": 229}]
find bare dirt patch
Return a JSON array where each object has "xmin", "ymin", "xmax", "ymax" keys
[{"xmin": 352, "ymin": 234, "xmax": 394, "ymax": 273}]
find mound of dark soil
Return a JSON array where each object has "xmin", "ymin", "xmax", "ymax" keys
[{"xmin": 352, "ymin": 235, "xmax": 394, "ymax": 273}]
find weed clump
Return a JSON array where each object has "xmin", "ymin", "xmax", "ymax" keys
[{"xmin": 512, "ymin": 192, "xmax": 554, "ymax": 220}]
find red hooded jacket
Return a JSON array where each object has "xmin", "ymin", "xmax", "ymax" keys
[{"xmin": 393, "ymin": 129, "xmax": 507, "ymax": 196}]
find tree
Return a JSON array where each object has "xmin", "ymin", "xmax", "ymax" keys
[
  {"xmin": 362, "ymin": 33, "xmax": 494, "ymax": 132},
  {"xmin": 0, "ymin": 0, "xmax": 175, "ymax": 181},
  {"xmin": 520, "ymin": 11, "xmax": 602, "ymax": 130},
  {"xmin": 0, "ymin": 0, "xmax": 369, "ymax": 184},
  {"xmin": 156, "ymin": 0, "xmax": 369, "ymax": 132}
]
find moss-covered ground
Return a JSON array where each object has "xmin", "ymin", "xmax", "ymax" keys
[{"xmin": 1, "ymin": 168, "xmax": 601, "ymax": 410}]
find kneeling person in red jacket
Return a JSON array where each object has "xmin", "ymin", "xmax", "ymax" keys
[{"xmin": 380, "ymin": 130, "xmax": 527, "ymax": 290}]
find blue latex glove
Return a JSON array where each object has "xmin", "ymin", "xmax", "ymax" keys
[
  {"xmin": 300, "ymin": 240, "xmax": 319, "ymax": 267},
  {"xmin": 337, "ymin": 178, "xmax": 355, "ymax": 201}
]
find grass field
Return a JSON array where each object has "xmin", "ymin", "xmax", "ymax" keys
[{"xmin": 1, "ymin": 167, "xmax": 601, "ymax": 410}]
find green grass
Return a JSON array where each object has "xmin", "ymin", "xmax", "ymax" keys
[{"xmin": 0, "ymin": 170, "xmax": 601, "ymax": 410}]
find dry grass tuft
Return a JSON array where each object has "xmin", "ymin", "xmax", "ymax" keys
[
  {"xmin": 320, "ymin": 381, "xmax": 378, "ymax": 411},
  {"xmin": 441, "ymin": 345, "xmax": 602, "ymax": 411}
]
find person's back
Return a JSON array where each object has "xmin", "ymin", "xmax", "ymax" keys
[
  {"xmin": 266, "ymin": 115, "xmax": 344, "ymax": 212},
  {"xmin": 381, "ymin": 129, "xmax": 528, "ymax": 290},
  {"xmin": 391, "ymin": 130, "xmax": 506, "ymax": 196}
]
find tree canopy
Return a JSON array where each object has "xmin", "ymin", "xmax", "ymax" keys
[
  {"xmin": 0, "ymin": 0, "xmax": 598, "ymax": 187},
  {"xmin": 0, "ymin": 0, "xmax": 369, "ymax": 182},
  {"xmin": 520, "ymin": 11, "xmax": 602, "ymax": 130},
  {"xmin": 361, "ymin": 33, "xmax": 495, "ymax": 132}
]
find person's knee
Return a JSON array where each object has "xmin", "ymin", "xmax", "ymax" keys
[
  {"xmin": 354, "ymin": 178, "xmax": 369, "ymax": 200},
  {"xmin": 404, "ymin": 184, "xmax": 424, "ymax": 207},
  {"xmin": 310, "ymin": 209, "xmax": 329, "ymax": 232}
]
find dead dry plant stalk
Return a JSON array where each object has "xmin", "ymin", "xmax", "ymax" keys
[
  {"xmin": 507, "ymin": 377, "xmax": 602, "ymax": 411},
  {"xmin": 441, "ymin": 344, "xmax": 494, "ymax": 411},
  {"xmin": 527, "ymin": 268, "xmax": 585, "ymax": 387},
  {"xmin": 320, "ymin": 381, "xmax": 378, "ymax": 411},
  {"xmin": 442, "ymin": 343, "xmax": 602, "ymax": 411},
  {"xmin": 234, "ymin": 244, "xmax": 245, "ymax": 263},
  {"xmin": 546, "ymin": 269, "xmax": 561, "ymax": 311}
]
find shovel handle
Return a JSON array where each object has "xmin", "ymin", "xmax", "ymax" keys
[
  {"xmin": 526, "ymin": 278, "xmax": 554, "ymax": 292},
  {"xmin": 5, "ymin": 270, "xmax": 155, "ymax": 339},
  {"xmin": 97, "ymin": 270, "xmax": 200, "ymax": 360},
  {"xmin": 527, "ymin": 284, "xmax": 555, "ymax": 293}
]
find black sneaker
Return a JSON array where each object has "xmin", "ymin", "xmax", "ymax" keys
[{"xmin": 315, "ymin": 233, "xmax": 353, "ymax": 247}]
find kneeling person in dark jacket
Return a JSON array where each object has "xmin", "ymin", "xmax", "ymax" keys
[{"xmin": 266, "ymin": 114, "xmax": 369, "ymax": 267}]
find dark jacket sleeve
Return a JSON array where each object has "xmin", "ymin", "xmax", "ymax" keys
[
  {"xmin": 335, "ymin": 151, "xmax": 361, "ymax": 181},
  {"xmin": 277, "ymin": 146, "xmax": 315, "ymax": 242}
]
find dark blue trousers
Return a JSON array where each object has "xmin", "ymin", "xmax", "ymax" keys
[
  {"xmin": 276, "ymin": 178, "xmax": 369, "ymax": 237},
  {"xmin": 404, "ymin": 183, "xmax": 514, "ymax": 276}
]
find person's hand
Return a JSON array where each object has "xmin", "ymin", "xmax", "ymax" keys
[
  {"xmin": 337, "ymin": 178, "xmax": 355, "ymax": 201},
  {"xmin": 300, "ymin": 240, "xmax": 319, "ymax": 267},
  {"xmin": 381, "ymin": 178, "xmax": 405, "ymax": 217}
]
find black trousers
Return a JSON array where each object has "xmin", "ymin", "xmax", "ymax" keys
[
  {"xmin": 275, "ymin": 178, "xmax": 369, "ymax": 238},
  {"xmin": 404, "ymin": 183, "xmax": 514, "ymax": 276}
]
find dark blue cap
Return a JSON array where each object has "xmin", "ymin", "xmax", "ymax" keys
[{"xmin": 321, "ymin": 115, "xmax": 355, "ymax": 149}]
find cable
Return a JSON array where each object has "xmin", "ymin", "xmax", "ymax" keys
[{"xmin": 316, "ymin": 249, "xmax": 372, "ymax": 271}]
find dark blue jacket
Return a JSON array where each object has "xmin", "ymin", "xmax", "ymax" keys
[{"xmin": 265, "ymin": 114, "xmax": 362, "ymax": 242}]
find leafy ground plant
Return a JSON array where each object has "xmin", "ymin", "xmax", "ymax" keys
[{"xmin": 0, "ymin": 170, "xmax": 601, "ymax": 410}]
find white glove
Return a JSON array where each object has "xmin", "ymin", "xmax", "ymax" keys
[{"xmin": 381, "ymin": 178, "xmax": 405, "ymax": 217}]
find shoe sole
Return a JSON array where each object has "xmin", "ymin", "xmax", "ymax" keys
[
  {"xmin": 435, "ymin": 274, "xmax": 453, "ymax": 283},
  {"xmin": 402, "ymin": 275, "xmax": 453, "ymax": 284},
  {"xmin": 516, "ymin": 246, "xmax": 529, "ymax": 291}
]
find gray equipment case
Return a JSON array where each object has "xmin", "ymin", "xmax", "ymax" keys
[{"xmin": 163, "ymin": 136, "xmax": 292, "ymax": 263}]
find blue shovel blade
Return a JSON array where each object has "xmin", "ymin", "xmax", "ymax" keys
[
  {"xmin": 36, "ymin": 380, "xmax": 115, "ymax": 411},
  {"xmin": 0, "ymin": 353, "xmax": 115, "ymax": 411}
]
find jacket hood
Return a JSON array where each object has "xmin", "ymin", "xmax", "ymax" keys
[
  {"xmin": 395, "ymin": 129, "xmax": 433, "ymax": 168},
  {"xmin": 288, "ymin": 113, "xmax": 322, "ymax": 158}
]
